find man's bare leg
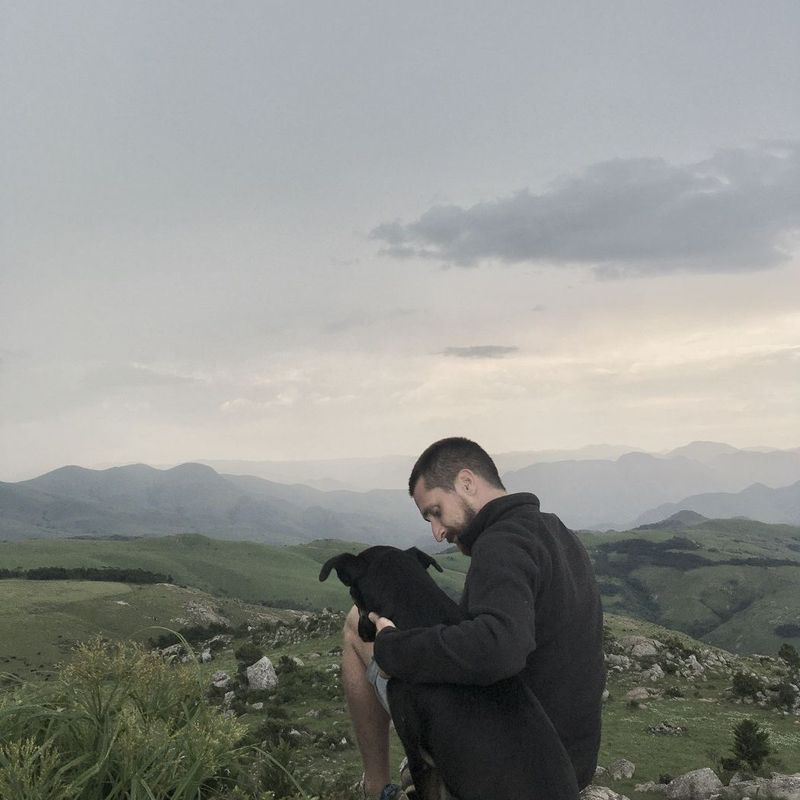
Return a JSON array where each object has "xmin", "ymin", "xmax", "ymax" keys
[{"xmin": 342, "ymin": 606, "xmax": 391, "ymax": 798}]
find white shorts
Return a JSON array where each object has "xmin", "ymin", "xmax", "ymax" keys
[{"xmin": 366, "ymin": 657, "xmax": 391, "ymax": 715}]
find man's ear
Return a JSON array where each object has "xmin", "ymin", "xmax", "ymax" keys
[
  {"xmin": 319, "ymin": 553, "xmax": 366, "ymax": 586},
  {"xmin": 406, "ymin": 547, "xmax": 444, "ymax": 573}
]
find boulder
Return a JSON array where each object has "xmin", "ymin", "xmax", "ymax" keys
[
  {"xmin": 620, "ymin": 635, "xmax": 661, "ymax": 658},
  {"xmin": 635, "ymin": 782, "xmax": 667, "ymax": 794},
  {"xmin": 721, "ymin": 774, "xmax": 800, "ymax": 800},
  {"xmin": 211, "ymin": 670, "xmax": 231, "ymax": 691},
  {"xmin": 626, "ymin": 687, "xmax": 652, "ymax": 704},
  {"xmin": 246, "ymin": 656, "xmax": 278, "ymax": 692},
  {"xmin": 580, "ymin": 787, "xmax": 630, "ymax": 800},
  {"xmin": 608, "ymin": 759, "xmax": 636, "ymax": 780},
  {"xmin": 762, "ymin": 773, "xmax": 800, "ymax": 800},
  {"xmin": 644, "ymin": 664, "xmax": 666, "ymax": 682},
  {"xmin": 686, "ymin": 655, "xmax": 705, "ymax": 675},
  {"xmin": 665, "ymin": 768, "xmax": 723, "ymax": 800}
]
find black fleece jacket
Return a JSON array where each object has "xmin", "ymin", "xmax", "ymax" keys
[{"xmin": 373, "ymin": 493, "xmax": 605, "ymax": 789}]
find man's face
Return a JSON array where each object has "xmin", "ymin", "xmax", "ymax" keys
[{"xmin": 412, "ymin": 478, "xmax": 476, "ymax": 552}]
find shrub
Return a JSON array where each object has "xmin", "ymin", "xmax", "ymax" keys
[
  {"xmin": 0, "ymin": 639, "xmax": 249, "ymax": 799},
  {"xmin": 778, "ymin": 643, "xmax": 800, "ymax": 670},
  {"xmin": 235, "ymin": 643, "xmax": 265, "ymax": 666},
  {"xmin": 774, "ymin": 682, "xmax": 799, "ymax": 709},
  {"xmin": 732, "ymin": 671, "xmax": 763, "ymax": 698},
  {"xmin": 728, "ymin": 718, "xmax": 771, "ymax": 772}
]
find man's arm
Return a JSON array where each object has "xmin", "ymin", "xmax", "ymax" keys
[{"xmin": 373, "ymin": 532, "xmax": 544, "ymax": 685}]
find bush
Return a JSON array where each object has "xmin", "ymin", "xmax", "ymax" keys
[
  {"xmin": 774, "ymin": 682, "xmax": 799, "ymax": 709},
  {"xmin": 778, "ymin": 643, "xmax": 800, "ymax": 670},
  {"xmin": 235, "ymin": 643, "xmax": 265, "ymax": 666},
  {"xmin": 728, "ymin": 718, "xmax": 771, "ymax": 772},
  {"xmin": 732, "ymin": 671, "xmax": 763, "ymax": 698},
  {"xmin": 0, "ymin": 639, "xmax": 249, "ymax": 799}
]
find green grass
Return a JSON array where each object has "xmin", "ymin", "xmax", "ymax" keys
[
  {"xmin": 0, "ymin": 535, "xmax": 468, "ymax": 613},
  {"xmin": 0, "ymin": 579, "xmax": 297, "ymax": 681}
]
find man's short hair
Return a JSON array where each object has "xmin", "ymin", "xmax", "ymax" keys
[{"xmin": 408, "ymin": 437, "xmax": 506, "ymax": 496}]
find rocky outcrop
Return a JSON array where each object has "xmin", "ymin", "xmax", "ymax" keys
[
  {"xmin": 718, "ymin": 773, "xmax": 800, "ymax": 800},
  {"xmin": 580, "ymin": 787, "xmax": 630, "ymax": 800},
  {"xmin": 665, "ymin": 768, "xmax": 723, "ymax": 800},
  {"xmin": 246, "ymin": 656, "xmax": 278, "ymax": 692}
]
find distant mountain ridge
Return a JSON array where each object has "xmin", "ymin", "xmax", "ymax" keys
[
  {"xmin": 635, "ymin": 480, "xmax": 800, "ymax": 527},
  {"xmin": 0, "ymin": 463, "xmax": 421, "ymax": 545},
  {"xmin": 1, "ymin": 441, "xmax": 798, "ymax": 540}
]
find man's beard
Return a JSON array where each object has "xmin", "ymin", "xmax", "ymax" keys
[{"xmin": 447, "ymin": 497, "xmax": 477, "ymax": 546}]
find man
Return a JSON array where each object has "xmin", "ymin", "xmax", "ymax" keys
[{"xmin": 342, "ymin": 437, "xmax": 605, "ymax": 798}]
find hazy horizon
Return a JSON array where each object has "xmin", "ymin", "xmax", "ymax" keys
[{"xmin": 3, "ymin": 2, "xmax": 799, "ymax": 482}]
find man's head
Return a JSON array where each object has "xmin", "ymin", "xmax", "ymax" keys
[{"xmin": 408, "ymin": 437, "xmax": 506, "ymax": 549}]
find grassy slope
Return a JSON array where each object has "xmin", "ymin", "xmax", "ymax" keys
[
  {"xmin": 3, "ymin": 518, "xmax": 800, "ymax": 655},
  {"xmin": 215, "ymin": 612, "xmax": 800, "ymax": 800},
  {"xmin": 0, "ymin": 535, "xmax": 468, "ymax": 609},
  {"xmin": 0, "ymin": 537, "xmax": 468, "ymax": 680},
  {"xmin": 597, "ymin": 614, "xmax": 800, "ymax": 800},
  {"xmin": 0, "ymin": 579, "xmax": 298, "ymax": 681},
  {"xmin": 583, "ymin": 520, "xmax": 800, "ymax": 655}
]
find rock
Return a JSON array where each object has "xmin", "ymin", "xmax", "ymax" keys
[
  {"xmin": 666, "ymin": 768, "xmax": 723, "ymax": 800},
  {"xmin": 635, "ymin": 782, "xmax": 667, "ymax": 794},
  {"xmin": 222, "ymin": 690, "xmax": 235, "ymax": 709},
  {"xmin": 648, "ymin": 721, "xmax": 686, "ymax": 736},
  {"xmin": 211, "ymin": 670, "xmax": 231, "ymax": 690},
  {"xmin": 200, "ymin": 649, "xmax": 212, "ymax": 663},
  {"xmin": 607, "ymin": 654, "xmax": 634, "ymax": 670},
  {"xmin": 626, "ymin": 687, "xmax": 652, "ymax": 704},
  {"xmin": 246, "ymin": 656, "xmax": 278, "ymax": 692},
  {"xmin": 161, "ymin": 644, "xmax": 183, "ymax": 658},
  {"xmin": 620, "ymin": 635, "xmax": 661, "ymax": 658},
  {"xmin": 580, "ymin": 787, "xmax": 630, "ymax": 800},
  {"xmin": 595, "ymin": 766, "xmax": 609, "ymax": 779},
  {"xmin": 602, "ymin": 689, "xmax": 610, "ymax": 703},
  {"xmin": 644, "ymin": 664, "xmax": 666, "ymax": 682},
  {"xmin": 291, "ymin": 656, "xmax": 305, "ymax": 667},
  {"xmin": 761, "ymin": 773, "xmax": 800, "ymax": 800},
  {"xmin": 608, "ymin": 759, "xmax": 636, "ymax": 780},
  {"xmin": 686, "ymin": 654, "xmax": 705, "ymax": 675},
  {"xmin": 249, "ymin": 702, "xmax": 264, "ymax": 711}
]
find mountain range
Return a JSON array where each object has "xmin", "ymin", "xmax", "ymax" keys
[{"xmin": 0, "ymin": 441, "xmax": 798, "ymax": 543}]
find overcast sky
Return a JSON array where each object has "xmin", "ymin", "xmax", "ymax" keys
[{"xmin": 2, "ymin": 1, "xmax": 799, "ymax": 481}]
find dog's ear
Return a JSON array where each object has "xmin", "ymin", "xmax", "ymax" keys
[
  {"xmin": 319, "ymin": 553, "xmax": 366, "ymax": 586},
  {"xmin": 406, "ymin": 547, "xmax": 444, "ymax": 573}
]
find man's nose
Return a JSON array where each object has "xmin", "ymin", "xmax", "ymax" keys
[{"xmin": 431, "ymin": 521, "xmax": 445, "ymax": 541}]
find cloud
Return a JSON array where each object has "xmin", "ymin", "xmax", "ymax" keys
[
  {"xmin": 441, "ymin": 345, "xmax": 519, "ymax": 359},
  {"xmin": 371, "ymin": 142, "xmax": 800, "ymax": 276},
  {"xmin": 84, "ymin": 362, "xmax": 200, "ymax": 390}
]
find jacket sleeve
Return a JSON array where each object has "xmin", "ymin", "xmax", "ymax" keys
[{"xmin": 373, "ymin": 530, "xmax": 545, "ymax": 685}]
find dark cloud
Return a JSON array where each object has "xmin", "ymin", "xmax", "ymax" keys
[
  {"xmin": 371, "ymin": 142, "xmax": 800, "ymax": 276},
  {"xmin": 442, "ymin": 346, "xmax": 519, "ymax": 359}
]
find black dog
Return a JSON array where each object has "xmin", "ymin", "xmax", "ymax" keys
[{"xmin": 320, "ymin": 545, "xmax": 579, "ymax": 800}]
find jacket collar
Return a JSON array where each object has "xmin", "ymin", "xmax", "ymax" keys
[{"xmin": 459, "ymin": 492, "xmax": 540, "ymax": 555}]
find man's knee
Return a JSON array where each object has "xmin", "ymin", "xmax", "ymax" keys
[{"xmin": 344, "ymin": 606, "xmax": 373, "ymax": 665}]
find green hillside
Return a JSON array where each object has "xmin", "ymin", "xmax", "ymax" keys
[
  {"xmin": 4, "ymin": 518, "xmax": 800, "ymax": 657},
  {"xmin": 584, "ymin": 518, "xmax": 800, "ymax": 655},
  {"xmin": 0, "ymin": 579, "xmax": 297, "ymax": 680},
  {"xmin": 0, "ymin": 534, "xmax": 467, "ymax": 608}
]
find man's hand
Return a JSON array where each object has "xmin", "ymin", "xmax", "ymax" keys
[
  {"xmin": 368, "ymin": 612, "xmax": 395, "ymax": 678},
  {"xmin": 368, "ymin": 611, "xmax": 396, "ymax": 634}
]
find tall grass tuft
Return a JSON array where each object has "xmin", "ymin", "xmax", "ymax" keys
[{"xmin": 0, "ymin": 638, "xmax": 277, "ymax": 799}]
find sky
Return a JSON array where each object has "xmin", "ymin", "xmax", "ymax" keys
[{"xmin": 2, "ymin": 1, "xmax": 799, "ymax": 481}]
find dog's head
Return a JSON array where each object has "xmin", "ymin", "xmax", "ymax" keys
[{"xmin": 319, "ymin": 545, "xmax": 443, "ymax": 641}]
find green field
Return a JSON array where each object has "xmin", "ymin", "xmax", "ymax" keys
[{"xmin": 0, "ymin": 535, "xmax": 468, "ymax": 611}]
